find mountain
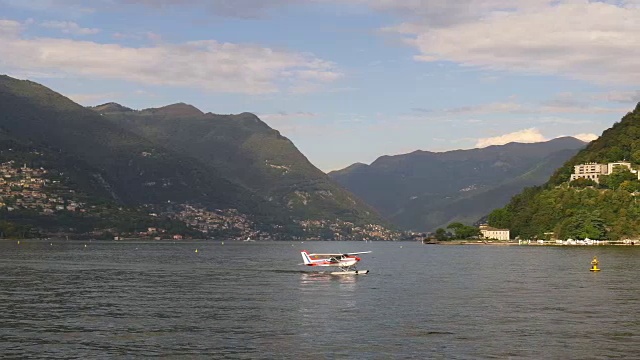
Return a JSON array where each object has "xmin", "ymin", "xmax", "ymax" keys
[
  {"xmin": 0, "ymin": 75, "xmax": 268, "ymax": 212},
  {"xmin": 94, "ymin": 103, "xmax": 382, "ymax": 224},
  {"xmin": 91, "ymin": 102, "xmax": 134, "ymax": 113},
  {"xmin": 329, "ymin": 137, "xmax": 586, "ymax": 231},
  {"xmin": 488, "ymin": 103, "xmax": 640, "ymax": 240},
  {"xmin": 0, "ymin": 75, "xmax": 391, "ymax": 238}
]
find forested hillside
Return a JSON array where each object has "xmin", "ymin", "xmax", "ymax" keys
[{"xmin": 488, "ymin": 103, "xmax": 640, "ymax": 240}]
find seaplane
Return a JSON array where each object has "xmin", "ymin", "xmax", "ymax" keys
[{"xmin": 300, "ymin": 250, "xmax": 371, "ymax": 275}]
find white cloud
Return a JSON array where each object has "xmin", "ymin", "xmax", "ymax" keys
[
  {"xmin": 475, "ymin": 128, "xmax": 546, "ymax": 147},
  {"xmin": 593, "ymin": 90, "xmax": 640, "ymax": 104},
  {"xmin": 0, "ymin": 19, "xmax": 23, "ymax": 37},
  {"xmin": 381, "ymin": 1, "xmax": 640, "ymax": 86},
  {"xmin": 67, "ymin": 92, "xmax": 122, "ymax": 104},
  {"xmin": 538, "ymin": 104, "xmax": 625, "ymax": 114},
  {"xmin": 112, "ymin": 31, "xmax": 162, "ymax": 42},
  {"xmin": 443, "ymin": 102, "xmax": 525, "ymax": 115},
  {"xmin": 1, "ymin": 0, "xmax": 97, "ymax": 15},
  {"xmin": 572, "ymin": 133, "xmax": 599, "ymax": 142},
  {"xmin": 476, "ymin": 128, "xmax": 600, "ymax": 147},
  {"xmin": 437, "ymin": 100, "xmax": 624, "ymax": 116},
  {"xmin": 3, "ymin": 0, "xmax": 294, "ymax": 17},
  {"xmin": 39, "ymin": 20, "xmax": 99, "ymax": 35},
  {"xmin": 0, "ymin": 20, "xmax": 341, "ymax": 94},
  {"xmin": 258, "ymin": 111, "xmax": 319, "ymax": 121},
  {"xmin": 116, "ymin": 0, "xmax": 298, "ymax": 18}
]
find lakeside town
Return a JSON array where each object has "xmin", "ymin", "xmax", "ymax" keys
[
  {"xmin": 158, "ymin": 205, "xmax": 404, "ymax": 241},
  {"xmin": 0, "ymin": 160, "xmax": 407, "ymax": 241},
  {"xmin": 4, "ymin": 155, "xmax": 640, "ymax": 243}
]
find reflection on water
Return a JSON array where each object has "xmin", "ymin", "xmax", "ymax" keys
[
  {"xmin": 2, "ymin": 240, "xmax": 640, "ymax": 358},
  {"xmin": 299, "ymin": 272, "xmax": 358, "ymax": 285}
]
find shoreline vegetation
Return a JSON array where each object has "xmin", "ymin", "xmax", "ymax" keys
[{"xmin": 426, "ymin": 239, "xmax": 640, "ymax": 246}]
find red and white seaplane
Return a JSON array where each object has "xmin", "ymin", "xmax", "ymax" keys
[{"xmin": 300, "ymin": 250, "xmax": 371, "ymax": 275}]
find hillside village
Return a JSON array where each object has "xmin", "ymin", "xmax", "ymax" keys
[
  {"xmin": 294, "ymin": 219, "xmax": 402, "ymax": 241},
  {"xmin": 0, "ymin": 160, "xmax": 85, "ymax": 215},
  {"xmin": 164, "ymin": 205, "xmax": 404, "ymax": 241},
  {"xmin": 0, "ymin": 158, "xmax": 405, "ymax": 240}
]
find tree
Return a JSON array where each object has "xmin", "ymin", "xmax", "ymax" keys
[
  {"xmin": 599, "ymin": 167, "xmax": 637, "ymax": 190},
  {"xmin": 604, "ymin": 147, "xmax": 625, "ymax": 163},
  {"xmin": 569, "ymin": 178, "xmax": 597, "ymax": 188},
  {"xmin": 434, "ymin": 228, "xmax": 448, "ymax": 241},
  {"xmin": 446, "ymin": 222, "xmax": 480, "ymax": 239},
  {"xmin": 619, "ymin": 180, "xmax": 640, "ymax": 193},
  {"xmin": 558, "ymin": 210, "xmax": 606, "ymax": 240},
  {"xmin": 487, "ymin": 208, "xmax": 512, "ymax": 228}
]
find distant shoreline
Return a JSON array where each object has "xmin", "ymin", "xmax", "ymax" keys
[
  {"xmin": 431, "ymin": 240, "xmax": 518, "ymax": 246},
  {"xmin": 427, "ymin": 240, "xmax": 640, "ymax": 246}
]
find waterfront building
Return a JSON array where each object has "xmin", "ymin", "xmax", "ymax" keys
[{"xmin": 479, "ymin": 224, "xmax": 510, "ymax": 241}]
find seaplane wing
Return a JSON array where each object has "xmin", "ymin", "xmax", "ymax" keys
[{"xmin": 307, "ymin": 251, "xmax": 372, "ymax": 256}]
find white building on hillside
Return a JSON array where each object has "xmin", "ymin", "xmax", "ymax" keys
[
  {"xmin": 570, "ymin": 162, "xmax": 608, "ymax": 183},
  {"xmin": 608, "ymin": 161, "xmax": 633, "ymax": 174},
  {"xmin": 479, "ymin": 224, "xmax": 510, "ymax": 241},
  {"xmin": 570, "ymin": 161, "xmax": 640, "ymax": 183}
]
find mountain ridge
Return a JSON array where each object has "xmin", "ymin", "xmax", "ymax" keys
[
  {"xmin": 95, "ymin": 103, "xmax": 384, "ymax": 224},
  {"xmin": 0, "ymin": 75, "xmax": 269, "ymax": 212},
  {"xmin": 330, "ymin": 137, "xmax": 586, "ymax": 231},
  {"xmin": 0, "ymin": 74, "xmax": 395, "ymax": 239}
]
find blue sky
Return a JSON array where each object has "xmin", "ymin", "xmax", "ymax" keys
[{"xmin": 1, "ymin": 0, "xmax": 639, "ymax": 171}]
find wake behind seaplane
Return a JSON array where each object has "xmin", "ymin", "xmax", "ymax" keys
[{"xmin": 300, "ymin": 250, "xmax": 371, "ymax": 275}]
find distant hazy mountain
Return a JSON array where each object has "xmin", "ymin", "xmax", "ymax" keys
[{"xmin": 329, "ymin": 138, "xmax": 586, "ymax": 231}]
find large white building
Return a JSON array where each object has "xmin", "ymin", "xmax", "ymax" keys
[
  {"xmin": 479, "ymin": 224, "xmax": 510, "ymax": 241},
  {"xmin": 570, "ymin": 161, "xmax": 639, "ymax": 183},
  {"xmin": 608, "ymin": 161, "xmax": 634, "ymax": 174}
]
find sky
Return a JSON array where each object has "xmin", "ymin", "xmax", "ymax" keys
[{"xmin": 1, "ymin": 0, "xmax": 640, "ymax": 171}]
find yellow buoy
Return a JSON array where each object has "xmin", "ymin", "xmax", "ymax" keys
[
  {"xmin": 590, "ymin": 256, "xmax": 600, "ymax": 271},
  {"xmin": 195, "ymin": 249, "xmax": 198, "ymax": 253},
  {"xmin": 17, "ymin": 240, "xmax": 20, "ymax": 245}
]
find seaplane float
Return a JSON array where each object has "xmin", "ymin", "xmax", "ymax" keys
[{"xmin": 300, "ymin": 250, "xmax": 371, "ymax": 275}]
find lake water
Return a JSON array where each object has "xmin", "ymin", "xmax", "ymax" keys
[{"xmin": 2, "ymin": 240, "xmax": 640, "ymax": 359}]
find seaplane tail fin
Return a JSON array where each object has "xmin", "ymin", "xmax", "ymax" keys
[{"xmin": 301, "ymin": 250, "xmax": 312, "ymax": 265}]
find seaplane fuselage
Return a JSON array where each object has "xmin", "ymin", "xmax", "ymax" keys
[{"xmin": 300, "ymin": 250, "xmax": 365, "ymax": 268}]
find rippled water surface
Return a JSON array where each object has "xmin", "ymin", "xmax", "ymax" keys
[{"xmin": 2, "ymin": 240, "xmax": 640, "ymax": 359}]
